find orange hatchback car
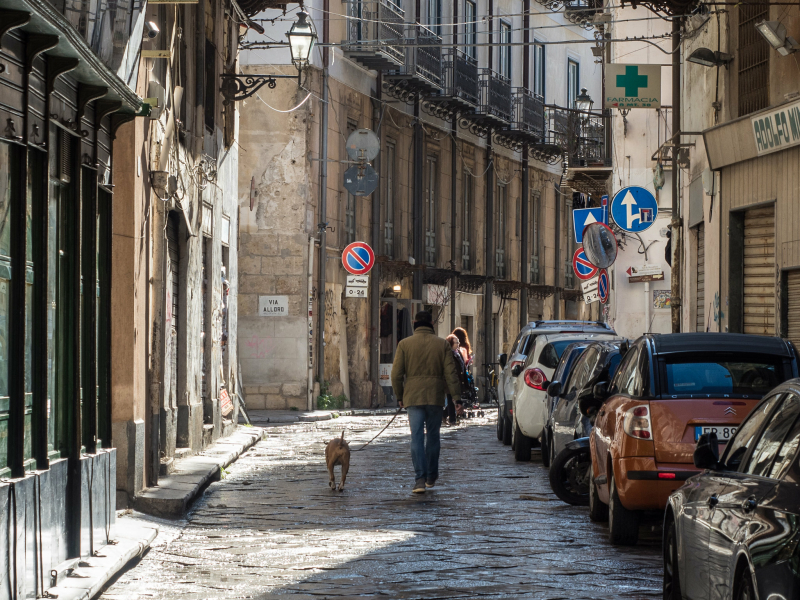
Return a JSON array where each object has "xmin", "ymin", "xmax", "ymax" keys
[{"xmin": 587, "ymin": 333, "xmax": 798, "ymax": 545}]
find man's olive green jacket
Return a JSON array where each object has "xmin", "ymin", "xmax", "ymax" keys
[{"xmin": 391, "ymin": 325, "xmax": 461, "ymax": 407}]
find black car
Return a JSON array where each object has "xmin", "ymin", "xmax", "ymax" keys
[
  {"xmin": 665, "ymin": 378, "xmax": 800, "ymax": 600},
  {"xmin": 546, "ymin": 340, "xmax": 626, "ymax": 467},
  {"xmin": 540, "ymin": 341, "xmax": 593, "ymax": 467}
]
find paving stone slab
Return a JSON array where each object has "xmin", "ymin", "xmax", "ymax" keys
[{"xmin": 133, "ymin": 426, "xmax": 264, "ymax": 518}]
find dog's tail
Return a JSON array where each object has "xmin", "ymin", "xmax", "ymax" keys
[{"xmin": 340, "ymin": 429, "xmax": 346, "ymax": 440}]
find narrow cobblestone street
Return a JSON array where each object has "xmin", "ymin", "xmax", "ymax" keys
[{"xmin": 102, "ymin": 414, "xmax": 662, "ymax": 600}]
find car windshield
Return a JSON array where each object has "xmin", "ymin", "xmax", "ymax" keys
[{"xmin": 661, "ymin": 354, "xmax": 783, "ymax": 398}]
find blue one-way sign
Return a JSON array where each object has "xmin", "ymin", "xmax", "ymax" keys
[
  {"xmin": 573, "ymin": 208, "xmax": 607, "ymax": 244},
  {"xmin": 610, "ymin": 186, "xmax": 658, "ymax": 233}
]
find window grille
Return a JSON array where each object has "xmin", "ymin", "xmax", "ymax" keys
[
  {"xmin": 384, "ymin": 142, "xmax": 395, "ymax": 256},
  {"xmin": 738, "ymin": 4, "xmax": 770, "ymax": 116},
  {"xmin": 425, "ymin": 156, "xmax": 437, "ymax": 266},
  {"xmin": 462, "ymin": 173, "xmax": 472, "ymax": 271},
  {"xmin": 496, "ymin": 184, "xmax": 506, "ymax": 279}
]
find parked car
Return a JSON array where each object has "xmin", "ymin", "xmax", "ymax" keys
[
  {"xmin": 540, "ymin": 341, "xmax": 595, "ymax": 468},
  {"xmin": 589, "ymin": 333, "xmax": 798, "ymax": 546},
  {"xmin": 544, "ymin": 340, "xmax": 626, "ymax": 468},
  {"xmin": 511, "ymin": 331, "xmax": 618, "ymax": 461},
  {"xmin": 665, "ymin": 378, "xmax": 800, "ymax": 600},
  {"xmin": 497, "ymin": 320, "xmax": 615, "ymax": 446}
]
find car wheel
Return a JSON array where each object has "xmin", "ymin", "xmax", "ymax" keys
[
  {"xmin": 502, "ymin": 415, "xmax": 512, "ymax": 446},
  {"xmin": 588, "ymin": 472, "xmax": 608, "ymax": 522},
  {"xmin": 663, "ymin": 514, "xmax": 682, "ymax": 600},
  {"xmin": 548, "ymin": 446, "xmax": 591, "ymax": 505},
  {"xmin": 514, "ymin": 418, "xmax": 532, "ymax": 461},
  {"xmin": 733, "ymin": 565, "xmax": 756, "ymax": 600},
  {"xmin": 541, "ymin": 430, "xmax": 551, "ymax": 468},
  {"xmin": 608, "ymin": 473, "xmax": 640, "ymax": 545},
  {"xmin": 496, "ymin": 411, "xmax": 504, "ymax": 440}
]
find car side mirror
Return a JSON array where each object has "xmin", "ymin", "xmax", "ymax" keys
[
  {"xmin": 511, "ymin": 364, "xmax": 523, "ymax": 377},
  {"xmin": 592, "ymin": 381, "xmax": 609, "ymax": 400},
  {"xmin": 547, "ymin": 381, "xmax": 562, "ymax": 397},
  {"xmin": 694, "ymin": 432, "xmax": 720, "ymax": 470},
  {"xmin": 499, "ymin": 353, "xmax": 508, "ymax": 369}
]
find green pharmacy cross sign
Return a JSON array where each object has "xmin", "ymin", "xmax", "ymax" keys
[
  {"xmin": 605, "ymin": 64, "xmax": 662, "ymax": 109},
  {"xmin": 617, "ymin": 66, "xmax": 649, "ymax": 97}
]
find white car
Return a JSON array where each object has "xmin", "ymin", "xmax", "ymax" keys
[{"xmin": 511, "ymin": 332, "xmax": 617, "ymax": 461}]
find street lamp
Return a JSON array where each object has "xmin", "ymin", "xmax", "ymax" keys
[
  {"xmin": 287, "ymin": 11, "xmax": 317, "ymax": 76},
  {"xmin": 755, "ymin": 21, "xmax": 798, "ymax": 56},
  {"xmin": 575, "ymin": 88, "xmax": 593, "ymax": 112},
  {"xmin": 220, "ymin": 10, "xmax": 318, "ymax": 103},
  {"xmin": 687, "ymin": 47, "xmax": 734, "ymax": 67}
]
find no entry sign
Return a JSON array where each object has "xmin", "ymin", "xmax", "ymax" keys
[
  {"xmin": 572, "ymin": 248, "xmax": 598, "ymax": 281},
  {"xmin": 342, "ymin": 242, "xmax": 375, "ymax": 275}
]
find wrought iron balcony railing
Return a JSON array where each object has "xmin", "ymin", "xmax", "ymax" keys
[
  {"xmin": 482, "ymin": 69, "xmax": 513, "ymax": 124},
  {"xmin": 566, "ymin": 110, "xmax": 612, "ymax": 168},
  {"xmin": 495, "ymin": 88, "xmax": 545, "ymax": 149},
  {"xmin": 562, "ymin": 0, "xmax": 603, "ymax": 28},
  {"xmin": 384, "ymin": 23, "xmax": 443, "ymax": 97},
  {"xmin": 343, "ymin": 0, "xmax": 405, "ymax": 71},
  {"xmin": 422, "ymin": 49, "xmax": 479, "ymax": 119}
]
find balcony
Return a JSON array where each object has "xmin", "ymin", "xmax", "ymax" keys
[
  {"xmin": 384, "ymin": 24, "xmax": 443, "ymax": 97},
  {"xmin": 459, "ymin": 69, "xmax": 512, "ymax": 136},
  {"xmin": 565, "ymin": 109, "xmax": 612, "ymax": 196},
  {"xmin": 562, "ymin": 0, "xmax": 603, "ymax": 28},
  {"xmin": 529, "ymin": 108, "xmax": 568, "ymax": 163},
  {"xmin": 496, "ymin": 88, "xmax": 545, "ymax": 149},
  {"xmin": 343, "ymin": 0, "xmax": 405, "ymax": 72},
  {"xmin": 422, "ymin": 49, "xmax": 480, "ymax": 120}
]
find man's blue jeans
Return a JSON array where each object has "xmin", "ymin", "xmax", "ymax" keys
[{"xmin": 406, "ymin": 405, "xmax": 443, "ymax": 481}]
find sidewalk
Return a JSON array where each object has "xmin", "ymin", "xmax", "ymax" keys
[
  {"xmin": 246, "ymin": 407, "xmax": 401, "ymax": 425},
  {"xmin": 45, "ymin": 516, "xmax": 158, "ymax": 600},
  {"xmin": 133, "ymin": 426, "xmax": 264, "ymax": 518}
]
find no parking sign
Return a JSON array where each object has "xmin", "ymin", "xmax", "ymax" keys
[
  {"xmin": 342, "ymin": 242, "xmax": 375, "ymax": 275},
  {"xmin": 572, "ymin": 248, "xmax": 598, "ymax": 281},
  {"xmin": 598, "ymin": 269, "xmax": 610, "ymax": 304}
]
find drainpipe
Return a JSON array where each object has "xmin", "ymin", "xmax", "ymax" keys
[
  {"xmin": 413, "ymin": 99, "xmax": 424, "ymax": 300},
  {"xmin": 316, "ymin": 19, "xmax": 330, "ymax": 391},
  {"xmin": 484, "ymin": 132, "xmax": 494, "ymax": 395},
  {"xmin": 371, "ymin": 94, "xmax": 383, "ymax": 405},
  {"xmin": 450, "ymin": 117, "xmax": 457, "ymax": 332},
  {"xmin": 520, "ymin": 0, "xmax": 530, "ymax": 329},
  {"xmin": 670, "ymin": 17, "xmax": 682, "ymax": 333}
]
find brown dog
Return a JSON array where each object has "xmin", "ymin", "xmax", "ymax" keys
[{"xmin": 325, "ymin": 430, "xmax": 350, "ymax": 491}]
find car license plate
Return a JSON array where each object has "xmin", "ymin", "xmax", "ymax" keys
[{"xmin": 695, "ymin": 425, "xmax": 737, "ymax": 442}]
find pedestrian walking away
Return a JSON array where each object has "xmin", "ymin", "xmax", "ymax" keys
[{"xmin": 391, "ymin": 311, "xmax": 462, "ymax": 494}]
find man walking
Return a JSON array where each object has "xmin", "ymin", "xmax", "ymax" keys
[{"xmin": 391, "ymin": 311, "xmax": 461, "ymax": 493}]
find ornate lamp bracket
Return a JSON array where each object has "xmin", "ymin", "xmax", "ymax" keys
[{"xmin": 220, "ymin": 74, "xmax": 298, "ymax": 103}]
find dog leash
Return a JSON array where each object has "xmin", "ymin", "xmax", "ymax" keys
[{"xmin": 352, "ymin": 407, "xmax": 405, "ymax": 452}]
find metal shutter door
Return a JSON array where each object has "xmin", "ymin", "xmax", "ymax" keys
[
  {"xmin": 743, "ymin": 205, "xmax": 775, "ymax": 335},
  {"xmin": 167, "ymin": 215, "xmax": 179, "ymax": 400},
  {"xmin": 696, "ymin": 224, "xmax": 705, "ymax": 332},
  {"xmin": 787, "ymin": 270, "xmax": 800, "ymax": 347}
]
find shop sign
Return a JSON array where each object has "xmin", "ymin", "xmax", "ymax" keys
[
  {"xmin": 604, "ymin": 64, "xmax": 661, "ymax": 109},
  {"xmin": 259, "ymin": 295, "xmax": 288, "ymax": 316},
  {"xmin": 751, "ymin": 99, "xmax": 800, "ymax": 156},
  {"xmin": 220, "ymin": 389, "xmax": 233, "ymax": 416}
]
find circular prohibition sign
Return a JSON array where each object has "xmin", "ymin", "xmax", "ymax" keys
[
  {"xmin": 598, "ymin": 269, "xmax": 610, "ymax": 304},
  {"xmin": 342, "ymin": 241, "xmax": 375, "ymax": 275},
  {"xmin": 572, "ymin": 247, "xmax": 599, "ymax": 281}
]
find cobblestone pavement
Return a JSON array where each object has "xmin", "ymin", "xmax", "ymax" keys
[{"xmin": 102, "ymin": 414, "xmax": 662, "ymax": 600}]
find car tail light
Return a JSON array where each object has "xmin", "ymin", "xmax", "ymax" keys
[
  {"xmin": 524, "ymin": 368, "xmax": 548, "ymax": 391},
  {"xmin": 658, "ymin": 472, "xmax": 676, "ymax": 480},
  {"xmin": 623, "ymin": 405, "xmax": 653, "ymax": 440}
]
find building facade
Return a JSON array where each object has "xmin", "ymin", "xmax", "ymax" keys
[
  {"xmin": 238, "ymin": 0, "xmax": 609, "ymax": 408},
  {"xmin": 0, "ymin": 0, "xmax": 144, "ymax": 595}
]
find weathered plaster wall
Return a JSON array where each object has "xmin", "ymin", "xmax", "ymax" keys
[{"xmin": 238, "ymin": 67, "xmax": 312, "ymax": 410}]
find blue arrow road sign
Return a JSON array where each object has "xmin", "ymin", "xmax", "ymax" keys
[
  {"xmin": 573, "ymin": 208, "xmax": 607, "ymax": 244},
  {"xmin": 610, "ymin": 186, "xmax": 658, "ymax": 233}
]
